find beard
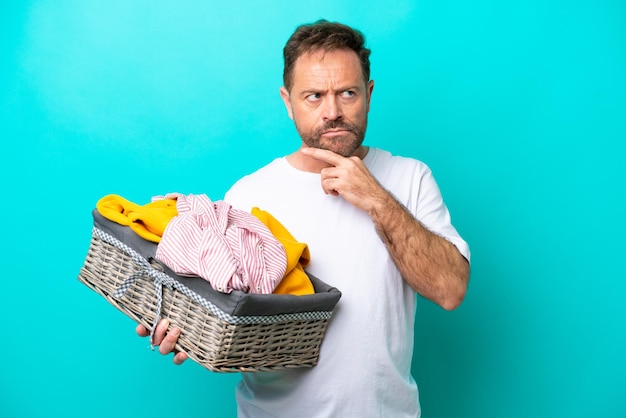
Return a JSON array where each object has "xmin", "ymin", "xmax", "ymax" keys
[{"xmin": 296, "ymin": 119, "xmax": 367, "ymax": 157}]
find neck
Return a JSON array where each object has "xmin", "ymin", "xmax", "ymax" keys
[{"xmin": 286, "ymin": 145, "xmax": 369, "ymax": 173}]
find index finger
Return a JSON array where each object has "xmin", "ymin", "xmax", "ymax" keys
[{"xmin": 300, "ymin": 147, "xmax": 345, "ymax": 166}]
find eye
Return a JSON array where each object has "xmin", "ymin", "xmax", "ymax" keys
[
  {"xmin": 306, "ymin": 93, "xmax": 321, "ymax": 102},
  {"xmin": 341, "ymin": 90, "xmax": 356, "ymax": 99}
]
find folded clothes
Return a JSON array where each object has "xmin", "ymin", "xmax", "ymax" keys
[{"xmin": 95, "ymin": 193, "xmax": 314, "ymax": 295}]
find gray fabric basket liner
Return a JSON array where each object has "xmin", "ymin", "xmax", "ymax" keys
[{"xmin": 92, "ymin": 209, "xmax": 341, "ymax": 317}]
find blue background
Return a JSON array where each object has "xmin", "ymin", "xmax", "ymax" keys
[{"xmin": 1, "ymin": 1, "xmax": 624, "ymax": 417}]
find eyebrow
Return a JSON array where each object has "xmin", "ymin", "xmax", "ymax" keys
[{"xmin": 298, "ymin": 85, "xmax": 363, "ymax": 97}]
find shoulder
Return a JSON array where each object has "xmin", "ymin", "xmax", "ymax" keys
[
  {"xmin": 366, "ymin": 147, "xmax": 432, "ymax": 181},
  {"xmin": 224, "ymin": 157, "xmax": 287, "ymax": 209},
  {"xmin": 230, "ymin": 158, "xmax": 285, "ymax": 187}
]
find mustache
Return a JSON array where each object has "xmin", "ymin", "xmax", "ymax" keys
[{"xmin": 315, "ymin": 121, "xmax": 362, "ymax": 136}]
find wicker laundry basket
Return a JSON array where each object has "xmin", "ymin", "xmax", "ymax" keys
[{"xmin": 78, "ymin": 210, "xmax": 341, "ymax": 373}]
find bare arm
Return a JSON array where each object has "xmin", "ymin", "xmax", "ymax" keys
[
  {"xmin": 368, "ymin": 190, "xmax": 469, "ymax": 310},
  {"xmin": 301, "ymin": 147, "xmax": 469, "ymax": 310}
]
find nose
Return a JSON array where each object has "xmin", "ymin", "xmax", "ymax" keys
[{"xmin": 322, "ymin": 95, "xmax": 343, "ymax": 121}]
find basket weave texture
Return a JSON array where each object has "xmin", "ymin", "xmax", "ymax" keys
[{"xmin": 78, "ymin": 213, "xmax": 340, "ymax": 373}]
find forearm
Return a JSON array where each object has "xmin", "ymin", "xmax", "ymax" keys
[{"xmin": 369, "ymin": 191, "xmax": 469, "ymax": 310}]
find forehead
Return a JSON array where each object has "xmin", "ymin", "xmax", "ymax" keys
[{"xmin": 291, "ymin": 49, "xmax": 365, "ymax": 89}]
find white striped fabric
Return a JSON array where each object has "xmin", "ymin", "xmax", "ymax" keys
[{"xmin": 155, "ymin": 193, "xmax": 287, "ymax": 294}]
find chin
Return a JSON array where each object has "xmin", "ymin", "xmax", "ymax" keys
[
  {"xmin": 320, "ymin": 138, "xmax": 362, "ymax": 157},
  {"xmin": 300, "ymin": 132, "xmax": 363, "ymax": 157},
  {"xmin": 326, "ymin": 143, "xmax": 361, "ymax": 157}
]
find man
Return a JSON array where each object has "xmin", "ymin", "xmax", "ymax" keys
[{"xmin": 138, "ymin": 19, "xmax": 470, "ymax": 417}]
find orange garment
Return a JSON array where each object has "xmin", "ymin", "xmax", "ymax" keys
[
  {"xmin": 251, "ymin": 207, "xmax": 314, "ymax": 296},
  {"xmin": 96, "ymin": 194, "xmax": 177, "ymax": 243}
]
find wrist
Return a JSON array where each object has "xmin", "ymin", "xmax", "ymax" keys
[{"xmin": 368, "ymin": 188, "xmax": 399, "ymax": 221}]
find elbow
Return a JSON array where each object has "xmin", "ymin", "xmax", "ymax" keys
[
  {"xmin": 439, "ymin": 262, "xmax": 470, "ymax": 311},
  {"xmin": 439, "ymin": 286, "xmax": 466, "ymax": 311}
]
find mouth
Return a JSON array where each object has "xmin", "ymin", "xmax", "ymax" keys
[{"xmin": 321, "ymin": 129, "xmax": 351, "ymax": 137}]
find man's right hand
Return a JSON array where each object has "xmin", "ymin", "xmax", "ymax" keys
[{"xmin": 136, "ymin": 319, "xmax": 189, "ymax": 365}]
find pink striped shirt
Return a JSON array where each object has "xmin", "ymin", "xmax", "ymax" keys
[{"xmin": 154, "ymin": 193, "xmax": 287, "ymax": 294}]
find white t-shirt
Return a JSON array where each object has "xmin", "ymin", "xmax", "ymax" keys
[{"xmin": 224, "ymin": 148, "xmax": 470, "ymax": 418}]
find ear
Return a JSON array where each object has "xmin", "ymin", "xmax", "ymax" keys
[
  {"xmin": 279, "ymin": 86, "xmax": 294, "ymax": 120},
  {"xmin": 366, "ymin": 80, "xmax": 374, "ymax": 112}
]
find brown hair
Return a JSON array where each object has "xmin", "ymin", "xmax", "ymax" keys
[{"xmin": 282, "ymin": 19, "xmax": 371, "ymax": 91}]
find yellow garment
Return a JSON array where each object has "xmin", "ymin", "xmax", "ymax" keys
[
  {"xmin": 96, "ymin": 194, "xmax": 178, "ymax": 243},
  {"xmin": 251, "ymin": 207, "xmax": 314, "ymax": 296}
]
